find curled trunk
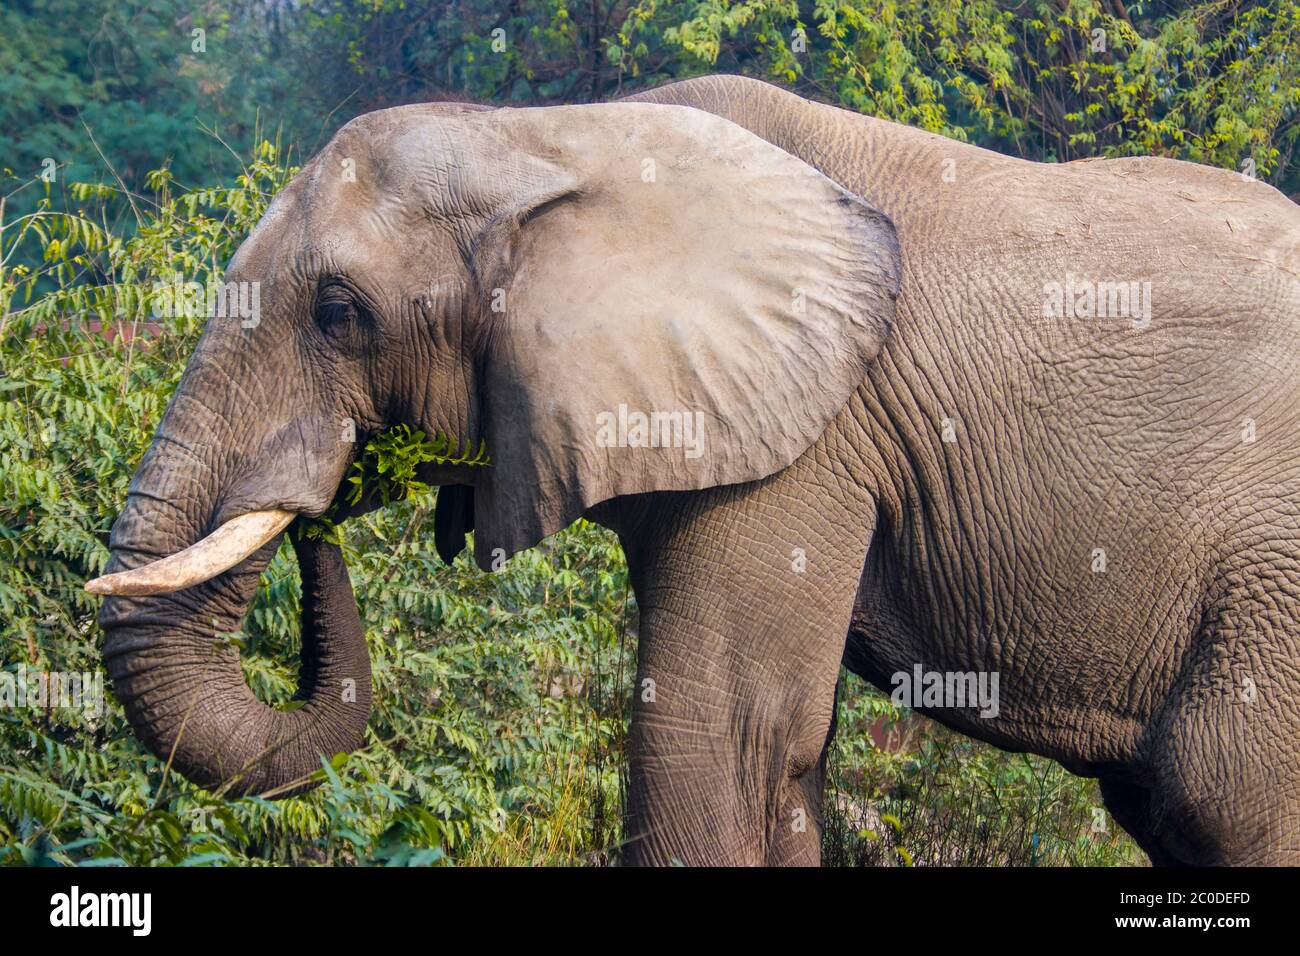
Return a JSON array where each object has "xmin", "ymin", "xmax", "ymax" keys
[{"xmin": 101, "ymin": 523, "xmax": 371, "ymax": 798}]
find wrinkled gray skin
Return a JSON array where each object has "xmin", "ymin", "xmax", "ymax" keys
[{"xmin": 99, "ymin": 75, "xmax": 1300, "ymax": 865}]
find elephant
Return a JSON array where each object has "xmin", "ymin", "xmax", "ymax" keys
[{"xmin": 87, "ymin": 74, "xmax": 1300, "ymax": 866}]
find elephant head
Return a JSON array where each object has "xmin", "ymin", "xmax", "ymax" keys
[{"xmin": 88, "ymin": 101, "xmax": 900, "ymax": 796}]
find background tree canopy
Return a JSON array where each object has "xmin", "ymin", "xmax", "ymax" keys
[
  {"xmin": 1, "ymin": 0, "xmax": 1293, "ymax": 865},
  {"xmin": 4, "ymin": 1, "xmax": 1296, "ymax": 195}
]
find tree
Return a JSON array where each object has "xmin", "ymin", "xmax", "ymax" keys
[{"xmin": 651, "ymin": 1, "xmax": 1300, "ymax": 192}]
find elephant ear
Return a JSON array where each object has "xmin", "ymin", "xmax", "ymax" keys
[{"xmin": 450, "ymin": 103, "xmax": 900, "ymax": 568}]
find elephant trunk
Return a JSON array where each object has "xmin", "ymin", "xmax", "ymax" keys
[
  {"xmin": 98, "ymin": 416, "xmax": 371, "ymax": 796},
  {"xmin": 101, "ymin": 524, "xmax": 371, "ymax": 797}
]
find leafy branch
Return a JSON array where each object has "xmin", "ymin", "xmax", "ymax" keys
[{"xmin": 302, "ymin": 425, "xmax": 490, "ymax": 543}]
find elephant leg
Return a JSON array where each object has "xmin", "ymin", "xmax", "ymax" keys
[
  {"xmin": 613, "ymin": 455, "xmax": 877, "ymax": 866},
  {"xmin": 1143, "ymin": 714, "xmax": 1300, "ymax": 865},
  {"xmin": 1097, "ymin": 775, "xmax": 1180, "ymax": 866},
  {"xmin": 1142, "ymin": 558, "xmax": 1300, "ymax": 865}
]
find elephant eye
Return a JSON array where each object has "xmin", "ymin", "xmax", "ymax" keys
[{"xmin": 314, "ymin": 283, "xmax": 364, "ymax": 343}]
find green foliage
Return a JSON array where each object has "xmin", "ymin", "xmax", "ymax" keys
[
  {"xmin": 297, "ymin": 0, "xmax": 698, "ymax": 107},
  {"xmin": 0, "ymin": 139, "xmax": 293, "ymax": 651},
  {"xmin": 0, "ymin": 0, "xmax": 329, "ymax": 286},
  {"xmin": 823, "ymin": 676, "xmax": 1143, "ymax": 867},
  {"xmin": 345, "ymin": 426, "xmax": 490, "ymax": 509},
  {"xmin": 306, "ymin": 425, "xmax": 491, "ymax": 545},
  {"xmin": 5, "ymin": 2, "xmax": 1293, "ymax": 212},
  {"xmin": 657, "ymin": 1, "xmax": 1299, "ymax": 190},
  {"xmin": 1, "ymin": 496, "xmax": 631, "ymax": 866}
]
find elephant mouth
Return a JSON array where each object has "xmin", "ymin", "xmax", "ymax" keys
[{"xmin": 86, "ymin": 508, "xmax": 297, "ymax": 597}]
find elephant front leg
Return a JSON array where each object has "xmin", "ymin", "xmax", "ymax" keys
[{"xmin": 616, "ymin": 464, "xmax": 877, "ymax": 866}]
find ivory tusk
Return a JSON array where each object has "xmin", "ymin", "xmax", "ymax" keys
[{"xmin": 85, "ymin": 509, "xmax": 296, "ymax": 597}]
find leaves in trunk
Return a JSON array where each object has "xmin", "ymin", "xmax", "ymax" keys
[{"xmin": 343, "ymin": 425, "xmax": 491, "ymax": 510}]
